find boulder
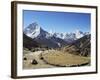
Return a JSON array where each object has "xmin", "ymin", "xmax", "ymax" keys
[{"xmin": 31, "ymin": 59, "xmax": 38, "ymax": 65}]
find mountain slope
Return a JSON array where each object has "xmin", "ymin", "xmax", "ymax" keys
[
  {"xmin": 63, "ymin": 34, "xmax": 91, "ymax": 56},
  {"xmin": 23, "ymin": 33, "xmax": 39, "ymax": 49}
]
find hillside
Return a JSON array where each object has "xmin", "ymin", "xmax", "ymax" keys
[
  {"xmin": 23, "ymin": 33, "xmax": 39, "ymax": 50},
  {"xmin": 63, "ymin": 34, "xmax": 91, "ymax": 56}
]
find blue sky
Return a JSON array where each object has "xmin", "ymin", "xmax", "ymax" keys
[{"xmin": 23, "ymin": 10, "xmax": 91, "ymax": 33}]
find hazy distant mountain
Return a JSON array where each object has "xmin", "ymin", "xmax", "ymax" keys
[
  {"xmin": 53, "ymin": 32, "xmax": 76, "ymax": 43},
  {"xmin": 52, "ymin": 30, "xmax": 89, "ymax": 43}
]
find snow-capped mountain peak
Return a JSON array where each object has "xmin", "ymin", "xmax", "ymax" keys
[
  {"xmin": 75, "ymin": 29, "xmax": 84, "ymax": 39},
  {"xmin": 24, "ymin": 22, "xmax": 41, "ymax": 38},
  {"xmin": 53, "ymin": 33, "xmax": 65, "ymax": 39},
  {"xmin": 24, "ymin": 22, "xmax": 52, "ymax": 39}
]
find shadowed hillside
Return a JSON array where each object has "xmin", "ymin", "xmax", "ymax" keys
[
  {"xmin": 63, "ymin": 34, "xmax": 91, "ymax": 56},
  {"xmin": 23, "ymin": 33, "xmax": 39, "ymax": 50}
]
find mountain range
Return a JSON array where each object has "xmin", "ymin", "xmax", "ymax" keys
[{"xmin": 24, "ymin": 22, "xmax": 90, "ymax": 49}]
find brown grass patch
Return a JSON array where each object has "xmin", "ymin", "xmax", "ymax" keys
[{"xmin": 42, "ymin": 50, "xmax": 90, "ymax": 67}]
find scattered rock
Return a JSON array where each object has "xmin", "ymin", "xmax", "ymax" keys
[
  {"xmin": 31, "ymin": 59, "xmax": 38, "ymax": 65},
  {"xmin": 23, "ymin": 57, "xmax": 27, "ymax": 60},
  {"xmin": 40, "ymin": 57, "xmax": 43, "ymax": 60}
]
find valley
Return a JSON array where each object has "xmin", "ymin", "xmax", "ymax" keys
[{"xmin": 23, "ymin": 48, "xmax": 90, "ymax": 69}]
